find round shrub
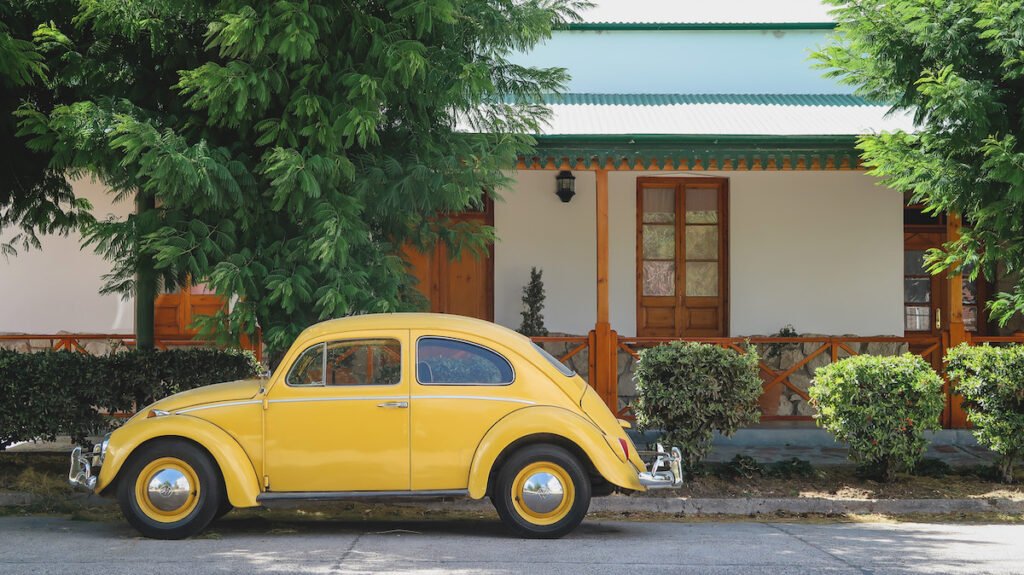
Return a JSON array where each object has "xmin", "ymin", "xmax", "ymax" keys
[
  {"xmin": 946, "ymin": 343, "xmax": 1024, "ymax": 483},
  {"xmin": 633, "ymin": 341, "xmax": 762, "ymax": 471},
  {"xmin": 809, "ymin": 354, "xmax": 944, "ymax": 481}
]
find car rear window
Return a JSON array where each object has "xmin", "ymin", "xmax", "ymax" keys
[{"xmin": 532, "ymin": 342, "xmax": 576, "ymax": 377}]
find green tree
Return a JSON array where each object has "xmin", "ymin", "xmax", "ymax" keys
[
  {"xmin": 816, "ymin": 0, "xmax": 1024, "ymax": 327},
  {"xmin": 0, "ymin": 1, "xmax": 91, "ymax": 257},
  {"xmin": 18, "ymin": 0, "xmax": 583, "ymax": 360}
]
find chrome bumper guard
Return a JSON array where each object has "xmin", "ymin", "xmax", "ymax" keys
[
  {"xmin": 68, "ymin": 444, "xmax": 100, "ymax": 492},
  {"xmin": 637, "ymin": 444, "xmax": 684, "ymax": 489}
]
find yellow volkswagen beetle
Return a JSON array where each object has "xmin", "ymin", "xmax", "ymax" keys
[{"xmin": 70, "ymin": 313, "xmax": 681, "ymax": 539}]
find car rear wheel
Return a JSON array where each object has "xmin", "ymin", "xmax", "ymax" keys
[
  {"xmin": 492, "ymin": 444, "xmax": 591, "ymax": 539},
  {"xmin": 116, "ymin": 438, "xmax": 222, "ymax": 540}
]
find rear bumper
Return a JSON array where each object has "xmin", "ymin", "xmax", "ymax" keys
[{"xmin": 638, "ymin": 444, "xmax": 683, "ymax": 489}]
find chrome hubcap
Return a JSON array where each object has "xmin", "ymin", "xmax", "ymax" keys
[
  {"xmin": 146, "ymin": 468, "xmax": 192, "ymax": 512},
  {"xmin": 521, "ymin": 472, "xmax": 565, "ymax": 514}
]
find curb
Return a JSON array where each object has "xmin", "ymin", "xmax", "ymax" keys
[
  {"xmin": 3, "ymin": 490, "xmax": 1021, "ymax": 516},
  {"xmin": 425, "ymin": 495, "xmax": 1024, "ymax": 516}
]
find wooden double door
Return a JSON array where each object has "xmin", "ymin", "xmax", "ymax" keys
[
  {"xmin": 637, "ymin": 177, "xmax": 729, "ymax": 337},
  {"xmin": 404, "ymin": 202, "xmax": 494, "ymax": 321}
]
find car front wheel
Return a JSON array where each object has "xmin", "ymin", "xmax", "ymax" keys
[
  {"xmin": 492, "ymin": 444, "xmax": 591, "ymax": 539},
  {"xmin": 116, "ymin": 438, "xmax": 222, "ymax": 540}
]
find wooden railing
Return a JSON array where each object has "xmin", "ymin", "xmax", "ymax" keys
[{"xmin": 0, "ymin": 333, "xmax": 262, "ymax": 362}]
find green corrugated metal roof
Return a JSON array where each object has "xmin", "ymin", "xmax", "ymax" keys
[{"xmin": 539, "ymin": 93, "xmax": 880, "ymax": 107}]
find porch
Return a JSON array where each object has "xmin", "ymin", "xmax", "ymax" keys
[{"xmin": 509, "ymin": 130, "xmax": 1023, "ymax": 429}]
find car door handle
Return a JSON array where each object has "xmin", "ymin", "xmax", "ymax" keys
[{"xmin": 377, "ymin": 401, "xmax": 409, "ymax": 409}]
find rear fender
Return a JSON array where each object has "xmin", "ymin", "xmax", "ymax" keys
[
  {"xmin": 96, "ymin": 415, "xmax": 261, "ymax": 508},
  {"xmin": 467, "ymin": 406, "xmax": 644, "ymax": 499}
]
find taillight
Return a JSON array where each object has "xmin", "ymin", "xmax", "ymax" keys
[{"xmin": 618, "ymin": 437, "xmax": 630, "ymax": 460}]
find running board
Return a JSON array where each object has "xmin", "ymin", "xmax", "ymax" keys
[{"xmin": 257, "ymin": 489, "xmax": 468, "ymax": 503}]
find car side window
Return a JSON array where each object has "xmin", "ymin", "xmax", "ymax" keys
[
  {"xmin": 416, "ymin": 337, "xmax": 514, "ymax": 385},
  {"xmin": 287, "ymin": 339, "xmax": 402, "ymax": 386}
]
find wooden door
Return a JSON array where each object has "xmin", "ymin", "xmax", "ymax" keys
[
  {"xmin": 904, "ymin": 230, "xmax": 987, "ymax": 337},
  {"xmin": 405, "ymin": 201, "xmax": 494, "ymax": 321},
  {"xmin": 636, "ymin": 178, "xmax": 729, "ymax": 337}
]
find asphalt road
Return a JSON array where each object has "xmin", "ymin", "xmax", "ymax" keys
[{"xmin": 1, "ymin": 515, "xmax": 1021, "ymax": 574}]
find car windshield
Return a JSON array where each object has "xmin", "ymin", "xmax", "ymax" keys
[{"xmin": 532, "ymin": 342, "xmax": 576, "ymax": 377}]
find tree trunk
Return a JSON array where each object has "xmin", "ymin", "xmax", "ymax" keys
[
  {"xmin": 135, "ymin": 193, "xmax": 156, "ymax": 351},
  {"xmin": 999, "ymin": 454, "xmax": 1016, "ymax": 484}
]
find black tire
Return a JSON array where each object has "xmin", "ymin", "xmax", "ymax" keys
[
  {"xmin": 213, "ymin": 498, "xmax": 233, "ymax": 522},
  {"xmin": 116, "ymin": 438, "xmax": 223, "ymax": 540},
  {"xmin": 491, "ymin": 444, "xmax": 591, "ymax": 539}
]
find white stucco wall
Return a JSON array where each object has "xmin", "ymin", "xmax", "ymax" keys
[
  {"xmin": 0, "ymin": 178, "xmax": 134, "ymax": 334},
  {"xmin": 494, "ymin": 170, "xmax": 904, "ymax": 337}
]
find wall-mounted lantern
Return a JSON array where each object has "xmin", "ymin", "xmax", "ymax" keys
[{"xmin": 555, "ymin": 170, "xmax": 576, "ymax": 203}]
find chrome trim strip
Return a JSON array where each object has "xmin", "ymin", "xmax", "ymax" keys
[
  {"xmin": 263, "ymin": 395, "xmax": 534, "ymax": 406},
  {"xmin": 258, "ymin": 489, "xmax": 468, "ymax": 502},
  {"xmin": 174, "ymin": 400, "xmax": 263, "ymax": 414},
  {"xmin": 267, "ymin": 396, "xmax": 407, "ymax": 405},
  {"xmin": 413, "ymin": 395, "xmax": 536, "ymax": 405}
]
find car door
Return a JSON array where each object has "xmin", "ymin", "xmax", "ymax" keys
[{"xmin": 263, "ymin": 330, "xmax": 410, "ymax": 492}]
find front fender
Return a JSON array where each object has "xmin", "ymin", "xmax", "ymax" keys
[
  {"xmin": 467, "ymin": 406, "xmax": 644, "ymax": 499},
  {"xmin": 96, "ymin": 415, "xmax": 262, "ymax": 508}
]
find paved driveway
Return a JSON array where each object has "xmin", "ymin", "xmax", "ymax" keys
[{"xmin": 0, "ymin": 515, "xmax": 1020, "ymax": 574}]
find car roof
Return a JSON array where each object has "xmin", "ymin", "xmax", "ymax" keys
[{"xmin": 296, "ymin": 313, "xmax": 533, "ymax": 345}]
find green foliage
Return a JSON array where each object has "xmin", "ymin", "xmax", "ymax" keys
[
  {"xmin": 518, "ymin": 266, "xmax": 548, "ymax": 337},
  {"xmin": 15, "ymin": 0, "xmax": 585, "ymax": 355},
  {"xmin": 0, "ymin": 1, "xmax": 92, "ymax": 257},
  {"xmin": 633, "ymin": 341, "xmax": 763, "ymax": 471},
  {"xmin": 0, "ymin": 348, "xmax": 260, "ymax": 448},
  {"xmin": 809, "ymin": 354, "xmax": 945, "ymax": 481},
  {"xmin": 816, "ymin": 0, "xmax": 1024, "ymax": 328},
  {"xmin": 946, "ymin": 343, "xmax": 1024, "ymax": 482}
]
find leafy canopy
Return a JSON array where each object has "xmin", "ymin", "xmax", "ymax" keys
[
  {"xmin": 816, "ymin": 0, "xmax": 1024, "ymax": 326},
  {"xmin": 18, "ymin": 0, "xmax": 584, "ymax": 355},
  {"xmin": 0, "ymin": 1, "xmax": 91, "ymax": 257}
]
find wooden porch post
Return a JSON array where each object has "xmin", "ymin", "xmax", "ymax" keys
[
  {"xmin": 945, "ymin": 212, "xmax": 968, "ymax": 427},
  {"xmin": 593, "ymin": 168, "xmax": 617, "ymax": 410}
]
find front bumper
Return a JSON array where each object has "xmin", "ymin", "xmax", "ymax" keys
[
  {"xmin": 68, "ymin": 434, "xmax": 108, "ymax": 492},
  {"xmin": 637, "ymin": 444, "xmax": 683, "ymax": 489}
]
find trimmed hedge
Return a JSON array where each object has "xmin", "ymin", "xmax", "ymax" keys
[
  {"xmin": 634, "ymin": 341, "xmax": 763, "ymax": 471},
  {"xmin": 809, "ymin": 354, "xmax": 944, "ymax": 481},
  {"xmin": 0, "ymin": 348, "xmax": 261, "ymax": 448},
  {"xmin": 946, "ymin": 343, "xmax": 1024, "ymax": 483}
]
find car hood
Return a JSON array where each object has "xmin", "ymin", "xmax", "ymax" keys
[{"xmin": 144, "ymin": 378, "xmax": 264, "ymax": 415}]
